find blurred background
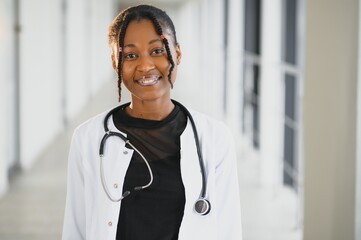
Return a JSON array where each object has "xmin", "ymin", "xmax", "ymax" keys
[{"xmin": 0, "ymin": 0, "xmax": 360, "ymax": 239}]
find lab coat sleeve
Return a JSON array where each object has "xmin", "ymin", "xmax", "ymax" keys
[
  {"xmin": 62, "ymin": 129, "xmax": 86, "ymax": 240},
  {"xmin": 215, "ymin": 125, "xmax": 243, "ymax": 240}
]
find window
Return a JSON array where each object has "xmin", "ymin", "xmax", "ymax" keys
[
  {"xmin": 282, "ymin": 0, "xmax": 301, "ymax": 190},
  {"xmin": 243, "ymin": 0, "xmax": 261, "ymax": 148}
]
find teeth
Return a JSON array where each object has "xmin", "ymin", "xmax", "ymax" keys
[{"xmin": 137, "ymin": 75, "xmax": 160, "ymax": 86}]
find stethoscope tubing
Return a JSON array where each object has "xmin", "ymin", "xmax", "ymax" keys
[
  {"xmin": 99, "ymin": 100, "xmax": 210, "ymax": 215},
  {"xmin": 171, "ymin": 100, "xmax": 207, "ymax": 198},
  {"xmin": 99, "ymin": 132, "xmax": 154, "ymax": 202}
]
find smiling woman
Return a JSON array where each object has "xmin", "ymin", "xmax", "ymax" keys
[
  {"xmin": 119, "ymin": 19, "xmax": 181, "ymax": 117},
  {"xmin": 62, "ymin": 4, "xmax": 242, "ymax": 240}
]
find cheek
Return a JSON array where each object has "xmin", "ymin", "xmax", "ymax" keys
[
  {"xmin": 158, "ymin": 55, "xmax": 177, "ymax": 81},
  {"xmin": 158, "ymin": 51, "xmax": 176, "ymax": 69},
  {"xmin": 157, "ymin": 58, "xmax": 171, "ymax": 72},
  {"xmin": 121, "ymin": 62, "xmax": 134, "ymax": 79}
]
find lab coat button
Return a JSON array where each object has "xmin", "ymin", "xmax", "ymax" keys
[
  {"xmin": 123, "ymin": 150, "xmax": 128, "ymax": 155},
  {"xmin": 108, "ymin": 221, "xmax": 113, "ymax": 227},
  {"xmin": 114, "ymin": 183, "xmax": 118, "ymax": 188}
]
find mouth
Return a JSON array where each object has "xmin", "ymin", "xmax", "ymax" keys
[{"xmin": 135, "ymin": 75, "xmax": 161, "ymax": 86}]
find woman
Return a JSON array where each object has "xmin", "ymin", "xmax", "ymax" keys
[{"xmin": 62, "ymin": 4, "xmax": 242, "ymax": 240}]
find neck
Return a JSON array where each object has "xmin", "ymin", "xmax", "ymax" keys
[{"xmin": 126, "ymin": 98, "xmax": 174, "ymax": 120}]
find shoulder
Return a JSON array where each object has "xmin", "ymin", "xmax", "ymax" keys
[
  {"xmin": 189, "ymin": 109, "xmax": 230, "ymax": 133},
  {"xmin": 72, "ymin": 108, "xmax": 112, "ymax": 140},
  {"xmin": 187, "ymin": 108, "xmax": 233, "ymax": 145},
  {"xmin": 185, "ymin": 107, "xmax": 236, "ymax": 169}
]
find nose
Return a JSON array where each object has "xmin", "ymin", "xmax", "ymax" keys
[{"xmin": 136, "ymin": 55, "xmax": 155, "ymax": 73}]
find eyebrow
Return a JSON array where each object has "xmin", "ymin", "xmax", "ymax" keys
[{"xmin": 123, "ymin": 38, "xmax": 163, "ymax": 49}]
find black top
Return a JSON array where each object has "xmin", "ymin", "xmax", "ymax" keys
[{"xmin": 113, "ymin": 104, "xmax": 187, "ymax": 240}]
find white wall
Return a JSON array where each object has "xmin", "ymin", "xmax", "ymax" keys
[
  {"xmin": 18, "ymin": 0, "xmax": 114, "ymax": 170},
  {"xmin": 65, "ymin": 0, "xmax": 114, "ymax": 120},
  {"xmin": 172, "ymin": 0, "xmax": 226, "ymax": 120},
  {"xmin": 225, "ymin": 0, "xmax": 244, "ymax": 135},
  {"xmin": 172, "ymin": 0, "xmax": 201, "ymax": 108},
  {"xmin": 65, "ymin": 0, "xmax": 90, "ymax": 119},
  {"xmin": 0, "ymin": 0, "xmax": 17, "ymax": 196},
  {"xmin": 259, "ymin": 0, "xmax": 283, "ymax": 188},
  {"xmin": 89, "ymin": 0, "xmax": 114, "ymax": 96},
  {"xmin": 0, "ymin": 0, "xmax": 114, "ymax": 196},
  {"xmin": 20, "ymin": 0, "xmax": 64, "ymax": 169},
  {"xmin": 0, "ymin": 2, "xmax": 7, "ymax": 197},
  {"xmin": 0, "ymin": 6, "xmax": 7, "ymax": 195}
]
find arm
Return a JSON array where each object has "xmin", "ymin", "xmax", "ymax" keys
[
  {"xmin": 62, "ymin": 129, "xmax": 86, "ymax": 240},
  {"xmin": 215, "ymin": 126, "xmax": 243, "ymax": 240}
]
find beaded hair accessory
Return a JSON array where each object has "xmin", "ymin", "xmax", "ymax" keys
[{"xmin": 119, "ymin": 47, "xmax": 122, "ymax": 53}]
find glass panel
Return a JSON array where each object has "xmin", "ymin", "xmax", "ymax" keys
[
  {"xmin": 283, "ymin": 124, "xmax": 295, "ymax": 187},
  {"xmin": 244, "ymin": 0, "xmax": 261, "ymax": 54},
  {"xmin": 285, "ymin": 73, "xmax": 296, "ymax": 120},
  {"xmin": 252, "ymin": 65, "xmax": 260, "ymax": 148},
  {"xmin": 242, "ymin": 62, "xmax": 260, "ymax": 148},
  {"xmin": 284, "ymin": 0, "xmax": 297, "ymax": 64},
  {"xmin": 283, "ymin": 73, "xmax": 297, "ymax": 188}
]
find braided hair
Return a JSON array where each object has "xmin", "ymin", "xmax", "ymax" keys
[{"xmin": 108, "ymin": 5, "xmax": 178, "ymax": 102}]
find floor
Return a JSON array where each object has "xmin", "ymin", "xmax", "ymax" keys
[
  {"xmin": 0, "ymin": 82, "xmax": 302, "ymax": 240},
  {"xmin": 237, "ymin": 145, "xmax": 303, "ymax": 240},
  {"xmin": 0, "ymin": 83, "xmax": 117, "ymax": 240},
  {"xmin": 0, "ymin": 131, "xmax": 69, "ymax": 240}
]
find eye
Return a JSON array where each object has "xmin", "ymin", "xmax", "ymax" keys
[
  {"xmin": 151, "ymin": 48, "xmax": 165, "ymax": 55},
  {"xmin": 124, "ymin": 53, "xmax": 137, "ymax": 60}
]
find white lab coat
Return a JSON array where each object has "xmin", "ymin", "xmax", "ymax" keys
[{"xmin": 62, "ymin": 107, "xmax": 242, "ymax": 240}]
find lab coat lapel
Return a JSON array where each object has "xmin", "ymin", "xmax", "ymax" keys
[
  {"xmin": 97, "ymin": 118, "xmax": 133, "ymax": 239},
  {"xmin": 100, "ymin": 134, "xmax": 133, "ymax": 200},
  {"xmin": 101, "ymin": 116, "xmax": 133, "ymax": 200},
  {"xmin": 178, "ymin": 112, "xmax": 217, "ymax": 240},
  {"xmin": 178, "ymin": 120, "xmax": 203, "ymax": 239}
]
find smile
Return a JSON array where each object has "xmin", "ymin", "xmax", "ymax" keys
[{"xmin": 135, "ymin": 75, "xmax": 161, "ymax": 86}]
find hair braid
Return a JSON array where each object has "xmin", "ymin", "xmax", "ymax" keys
[
  {"xmin": 146, "ymin": 13, "xmax": 175, "ymax": 88},
  {"xmin": 162, "ymin": 38, "xmax": 175, "ymax": 88},
  {"xmin": 116, "ymin": 17, "xmax": 131, "ymax": 102}
]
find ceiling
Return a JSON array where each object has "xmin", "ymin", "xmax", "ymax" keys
[{"xmin": 118, "ymin": 0, "xmax": 191, "ymax": 7}]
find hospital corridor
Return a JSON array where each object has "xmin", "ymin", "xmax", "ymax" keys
[
  {"xmin": 1, "ymin": 0, "xmax": 361, "ymax": 240},
  {"xmin": 0, "ymin": 81, "xmax": 302, "ymax": 239}
]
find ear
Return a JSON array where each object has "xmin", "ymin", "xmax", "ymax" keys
[
  {"xmin": 111, "ymin": 53, "xmax": 117, "ymax": 70},
  {"xmin": 175, "ymin": 44, "xmax": 181, "ymax": 65},
  {"xmin": 110, "ymin": 45, "xmax": 119, "ymax": 71}
]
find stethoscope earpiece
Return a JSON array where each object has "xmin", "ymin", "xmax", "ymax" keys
[{"xmin": 194, "ymin": 198, "xmax": 211, "ymax": 215}]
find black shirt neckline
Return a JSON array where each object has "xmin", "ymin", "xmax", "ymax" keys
[{"xmin": 113, "ymin": 104, "xmax": 181, "ymax": 129}]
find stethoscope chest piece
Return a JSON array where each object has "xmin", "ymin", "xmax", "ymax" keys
[
  {"xmin": 194, "ymin": 198, "xmax": 211, "ymax": 215},
  {"xmin": 100, "ymin": 101, "xmax": 212, "ymax": 215}
]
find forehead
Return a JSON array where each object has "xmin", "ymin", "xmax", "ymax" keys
[
  {"xmin": 123, "ymin": 19, "xmax": 159, "ymax": 42},
  {"xmin": 122, "ymin": 18, "xmax": 175, "ymax": 46}
]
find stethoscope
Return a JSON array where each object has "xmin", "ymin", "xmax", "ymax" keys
[{"xmin": 99, "ymin": 100, "xmax": 211, "ymax": 216}]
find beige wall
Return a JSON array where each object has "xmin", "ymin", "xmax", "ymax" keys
[{"xmin": 303, "ymin": 0, "xmax": 358, "ymax": 239}]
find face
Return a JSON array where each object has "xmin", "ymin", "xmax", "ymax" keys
[{"xmin": 113, "ymin": 19, "xmax": 181, "ymax": 103}]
